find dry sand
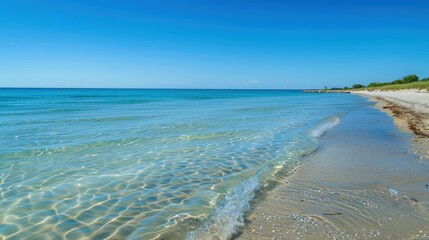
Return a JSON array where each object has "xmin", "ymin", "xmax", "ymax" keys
[{"xmin": 235, "ymin": 92, "xmax": 429, "ymax": 240}]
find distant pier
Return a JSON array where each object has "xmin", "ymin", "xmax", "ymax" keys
[{"xmin": 302, "ymin": 90, "xmax": 351, "ymax": 93}]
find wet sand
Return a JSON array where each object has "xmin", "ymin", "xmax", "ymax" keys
[
  {"xmin": 235, "ymin": 101, "xmax": 429, "ymax": 239},
  {"xmin": 354, "ymin": 91, "xmax": 429, "ymax": 159}
]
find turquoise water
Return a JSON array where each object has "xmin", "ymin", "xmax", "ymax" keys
[{"xmin": 0, "ymin": 89, "xmax": 365, "ymax": 239}]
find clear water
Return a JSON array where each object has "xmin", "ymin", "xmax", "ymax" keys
[{"xmin": 0, "ymin": 89, "xmax": 365, "ymax": 239}]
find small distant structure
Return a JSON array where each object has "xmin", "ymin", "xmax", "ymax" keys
[{"xmin": 302, "ymin": 89, "xmax": 351, "ymax": 93}]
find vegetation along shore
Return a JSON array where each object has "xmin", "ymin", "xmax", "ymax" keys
[{"xmin": 304, "ymin": 74, "xmax": 429, "ymax": 93}]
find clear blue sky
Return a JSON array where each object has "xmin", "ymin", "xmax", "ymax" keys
[{"xmin": 1, "ymin": 0, "xmax": 428, "ymax": 89}]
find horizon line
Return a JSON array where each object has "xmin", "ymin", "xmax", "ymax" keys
[{"xmin": 0, "ymin": 87, "xmax": 312, "ymax": 91}]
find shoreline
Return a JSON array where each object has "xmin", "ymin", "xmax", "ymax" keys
[
  {"xmin": 353, "ymin": 90, "xmax": 429, "ymax": 159},
  {"xmin": 236, "ymin": 93, "xmax": 429, "ymax": 239}
]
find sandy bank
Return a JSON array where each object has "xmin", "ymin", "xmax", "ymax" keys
[
  {"xmin": 353, "ymin": 90, "xmax": 429, "ymax": 158},
  {"xmin": 354, "ymin": 90, "xmax": 429, "ymax": 115}
]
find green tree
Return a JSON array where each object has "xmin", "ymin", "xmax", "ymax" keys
[
  {"xmin": 401, "ymin": 74, "xmax": 419, "ymax": 84},
  {"xmin": 391, "ymin": 79, "xmax": 403, "ymax": 85},
  {"xmin": 367, "ymin": 82, "xmax": 379, "ymax": 87},
  {"xmin": 352, "ymin": 84, "xmax": 365, "ymax": 89}
]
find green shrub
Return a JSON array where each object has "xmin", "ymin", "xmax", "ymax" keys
[
  {"xmin": 401, "ymin": 74, "xmax": 419, "ymax": 83},
  {"xmin": 352, "ymin": 84, "xmax": 365, "ymax": 89},
  {"xmin": 391, "ymin": 79, "xmax": 403, "ymax": 85}
]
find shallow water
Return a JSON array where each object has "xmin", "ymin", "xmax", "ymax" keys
[
  {"xmin": 0, "ymin": 89, "xmax": 365, "ymax": 239},
  {"xmin": 237, "ymin": 102, "xmax": 429, "ymax": 240}
]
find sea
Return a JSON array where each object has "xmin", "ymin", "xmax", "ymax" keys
[{"xmin": 0, "ymin": 89, "xmax": 367, "ymax": 239}]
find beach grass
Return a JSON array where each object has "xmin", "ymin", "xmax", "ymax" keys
[
  {"xmin": 311, "ymin": 79, "xmax": 429, "ymax": 93},
  {"xmin": 363, "ymin": 80, "xmax": 429, "ymax": 91}
]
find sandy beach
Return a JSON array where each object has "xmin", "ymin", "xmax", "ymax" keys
[
  {"xmin": 236, "ymin": 93, "xmax": 429, "ymax": 239},
  {"xmin": 2, "ymin": 1, "xmax": 429, "ymax": 239}
]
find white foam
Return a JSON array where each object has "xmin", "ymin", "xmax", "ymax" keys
[
  {"xmin": 309, "ymin": 116, "xmax": 340, "ymax": 138},
  {"xmin": 185, "ymin": 175, "xmax": 259, "ymax": 240},
  {"xmin": 185, "ymin": 132, "xmax": 321, "ymax": 239},
  {"xmin": 387, "ymin": 188, "xmax": 399, "ymax": 197}
]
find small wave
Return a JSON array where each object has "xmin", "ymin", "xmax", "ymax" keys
[
  {"xmin": 184, "ymin": 135, "xmax": 319, "ymax": 240},
  {"xmin": 185, "ymin": 175, "xmax": 260, "ymax": 240},
  {"xmin": 309, "ymin": 116, "xmax": 340, "ymax": 138}
]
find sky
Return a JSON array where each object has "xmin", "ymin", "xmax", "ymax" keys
[{"xmin": 1, "ymin": 0, "xmax": 429, "ymax": 89}]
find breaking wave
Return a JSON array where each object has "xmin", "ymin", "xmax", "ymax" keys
[
  {"xmin": 185, "ymin": 175, "xmax": 260, "ymax": 240},
  {"xmin": 309, "ymin": 116, "xmax": 340, "ymax": 138}
]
